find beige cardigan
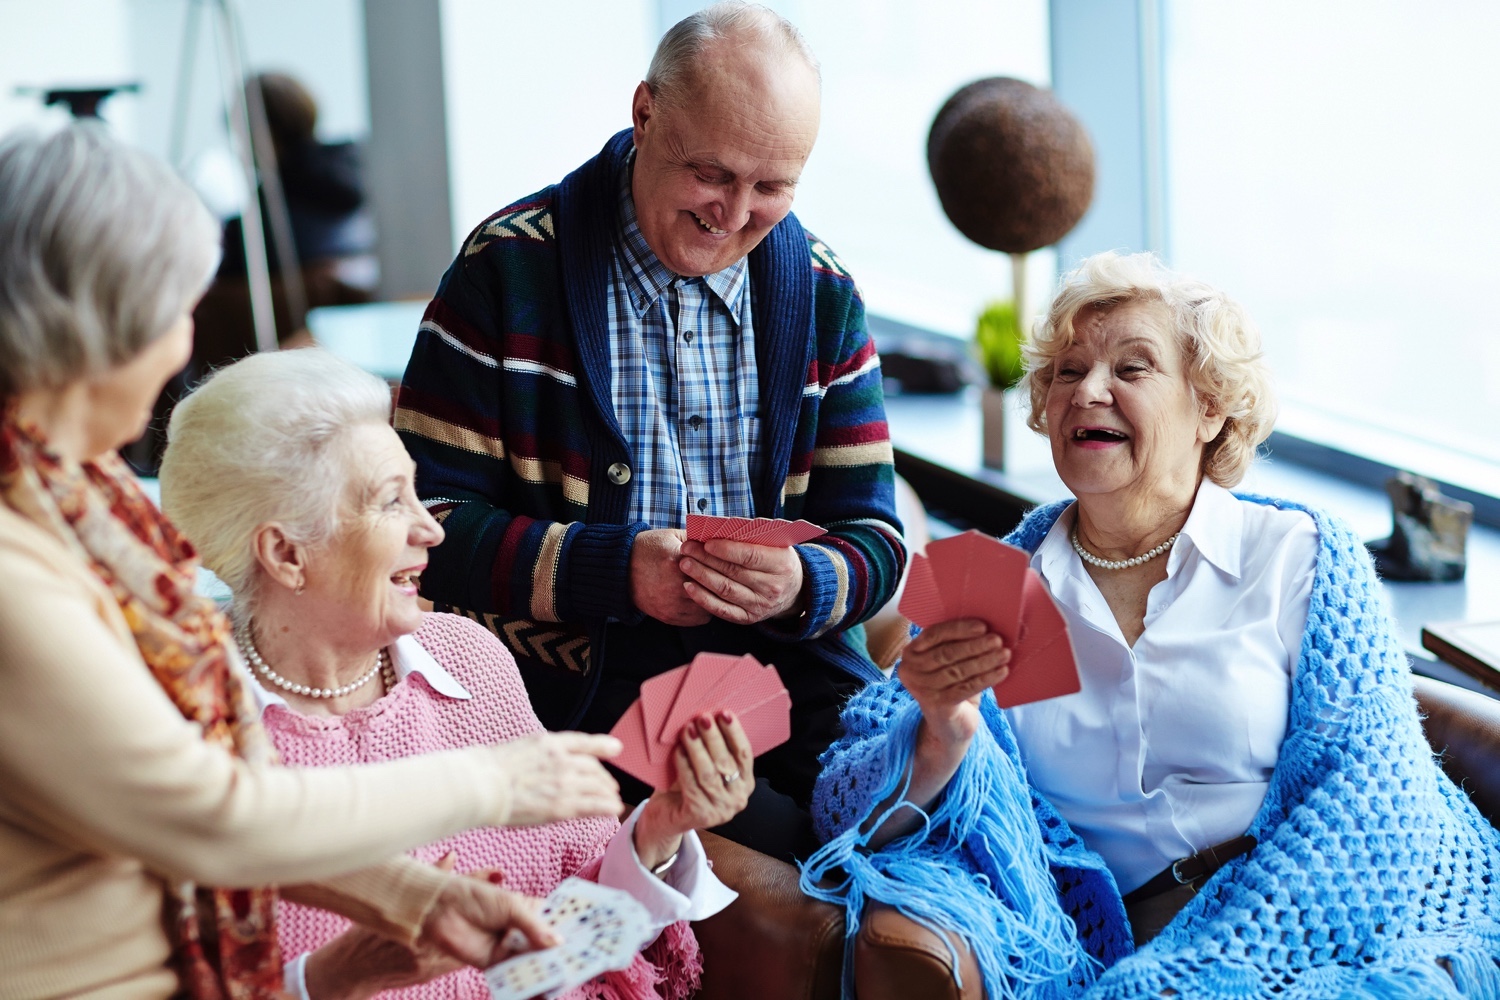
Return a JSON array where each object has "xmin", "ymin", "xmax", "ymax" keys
[{"xmin": 0, "ymin": 504, "xmax": 527, "ymax": 999}]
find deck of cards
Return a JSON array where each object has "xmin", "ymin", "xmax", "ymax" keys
[
  {"xmin": 685, "ymin": 513, "xmax": 826, "ymax": 546},
  {"xmin": 608, "ymin": 652, "xmax": 792, "ymax": 790},
  {"xmin": 485, "ymin": 878, "xmax": 654, "ymax": 1000},
  {"xmin": 898, "ymin": 530, "xmax": 1081, "ymax": 708}
]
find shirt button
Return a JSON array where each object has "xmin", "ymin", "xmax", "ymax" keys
[
  {"xmin": 607, "ymin": 462, "xmax": 631, "ymax": 485},
  {"xmin": 683, "ymin": 330, "xmax": 694, "ymax": 343},
  {"xmin": 697, "ymin": 498, "xmax": 709, "ymax": 511},
  {"xmin": 688, "ymin": 414, "xmax": 704, "ymax": 430}
]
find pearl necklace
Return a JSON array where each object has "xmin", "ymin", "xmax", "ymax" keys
[
  {"xmin": 237, "ymin": 627, "xmax": 388, "ymax": 699},
  {"xmin": 1071, "ymin": 527, "xmax": 1179, "ymax": 570}
]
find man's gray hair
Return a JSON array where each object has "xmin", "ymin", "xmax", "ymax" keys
[
  {"xmin": 0, "ymin": 124, "xmax": 220, "ymax": 399},
  {"xmin": 646, "ymin": 2, "xmax": 819, "ymax": 107},
  {"xmin": 160, "ymin": 348, "xmax": 393, "ymax": 625}
]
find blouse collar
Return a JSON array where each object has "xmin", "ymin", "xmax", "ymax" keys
[
  {"xmin": 1034, "ymin": 478, "xmax": 1244, "ymax": 583},
  {"xmin": 245, "ymin": 632, "xmax": 472, "ymax": 717}
]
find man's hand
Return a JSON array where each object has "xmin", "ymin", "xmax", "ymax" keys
[
  {"xmin": 678, "ymin": 538, "xmax": 805, "ymax": 625},
  {"xmin": 631, "ymin": 528, "xmax": 712, "ymax": 626}
]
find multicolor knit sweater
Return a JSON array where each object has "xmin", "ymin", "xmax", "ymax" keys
[
  {"xmin": 394, "ymin": 129, "xmax": 904, "ymax": 728},
  {"xmin": 267, "ymin": 613, "xmax": 701, "ymax": 1000},
  {"xmin": 803, "ymin": 496, "xmax": 1500, "ymax": 999}
]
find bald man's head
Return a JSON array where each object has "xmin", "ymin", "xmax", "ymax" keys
[
  {"xmin": 646, "ymin": 2, "xmax": 819, "ymax": 112},
  {"xmin": 630, "ymin": 3, "xmax": 822, "ymax": 276}
]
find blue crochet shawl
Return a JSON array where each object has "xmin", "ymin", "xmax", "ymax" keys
[{"xmin": 801, "ymin": 495, "xmax": 1500, "ymax": 999}]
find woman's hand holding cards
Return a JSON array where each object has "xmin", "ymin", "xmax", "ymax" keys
[
  {"xmin": 633, "ymin": 712, "xmax": 755, "ymax": 872},
  {"xmin": 901, "ymin": 618, "xmax": 1012, "ymax": 751},
  {"xmin": 863, "ymin": 620, "xmax": 1011, "ymax": 852}
]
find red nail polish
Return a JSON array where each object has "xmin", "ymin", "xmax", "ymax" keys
[
  {"xmin": 487, "ymin": 871, "xmax": 505, "ymax": 885},
  {"xmin": 717, "ymin": 710, "xmax": 732, "ymax": 724}
]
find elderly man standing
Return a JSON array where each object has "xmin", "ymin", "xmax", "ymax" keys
[{"xmin": 395, "ymin": 3, "xmax": 904, "ymax": 859}]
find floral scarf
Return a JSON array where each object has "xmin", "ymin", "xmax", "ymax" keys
[{"xmin": 0, "ymin": 419, "xmax": 287, "ymax": 999}]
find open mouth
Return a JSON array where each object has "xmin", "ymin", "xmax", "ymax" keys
[
  {"xmin": 691, "ymin": 212, "xmax": 728, "ymax": 236},
  {"xmin": 390, "ymin": 569, "xmax": 422, "ymax": 589},
  {"xmin": 1072, "ymin": 427, "xmax": 1128, "ymax": 443}
]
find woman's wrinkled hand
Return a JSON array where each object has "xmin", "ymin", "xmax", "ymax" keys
[
  {"xmin": 418, "ymin": 875, "xmax": 559, "ymax": 969},
  {"xmin": 302, "ymin": 852, "xmax": 467, "ymax": 1000},
  {"xmin": 633, "ymin": 712, "xmax": 755, "ymax": 871},
  {"xmin": 305, "ymin": 922, "xmax": 463, "ymax": 1000},
  {"xmin": 899, "ymin": 619, "xmax": 1010, "ymax": 751},
  {"xmin": 495, "ymin": 731, "xmax": 624, "ymax": 826}
]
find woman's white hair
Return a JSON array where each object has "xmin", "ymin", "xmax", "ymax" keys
[
  {"xmin": 1022, "ymin": 251, "xmax": 1276, "ymax": 488},
  {"xmin": 0, "ymin": 124, "xmax": 220, "ymax": 399},
  {"xmin": 160, "ymin": 349, "xmax": 393, "ymax": 623},
  {"xmin": 646, "ymin": 1, "xmax": 819, "ymax": 109}
]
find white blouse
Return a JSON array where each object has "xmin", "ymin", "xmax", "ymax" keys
[{"xmin": 1004, "ymin": 481, "xmax": 1318, "ymax": 894}]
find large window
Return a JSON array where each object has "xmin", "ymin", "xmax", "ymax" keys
[
  {"xmin": 787, "ymin": 0, "xmax": 1052, "ymax": 338},
  {"xmin": 1162, "ymin": 2, "xmax": 1500, "ymax": 490}
]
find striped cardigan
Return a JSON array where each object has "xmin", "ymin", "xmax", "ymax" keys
[{"xmin": 395, "ymin": 129, "xmax": 905, "ymax": 728}]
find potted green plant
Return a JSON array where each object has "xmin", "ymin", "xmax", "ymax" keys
[{"xmin": 975, "ymin": 297, "xmax": 1025, "ymax": 469}]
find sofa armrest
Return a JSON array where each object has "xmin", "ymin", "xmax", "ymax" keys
[
  {"xmin": 854, "ymin": 902, "xmax": 985, "ymax": 1000},
  {"xmin": 1413, "ymin": 674, "xmax": 1500, "ymax": 826},
  {"xmin": 694, "ymin": 832, "xmax": 844, "ymax": 1000}
]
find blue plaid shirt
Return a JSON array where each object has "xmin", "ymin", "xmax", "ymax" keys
[{"xmin": 608, "ymin": 155, "xmax": 761, "ymax": 529}]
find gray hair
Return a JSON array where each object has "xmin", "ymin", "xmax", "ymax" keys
[
  {"xmin": 0, "ymin": 124, "xmax": 220, "ymax": 399},
  {"xmin": 1023, "ymin": 251, "xmax": 1276, "ymax": 488},
  {"xmin": 160, "ymin": 348, "xmax": 393, "ymax": 623},
  {"xmin": 646, "ymin": 2, "xmax": 819, "ymax": 108}
]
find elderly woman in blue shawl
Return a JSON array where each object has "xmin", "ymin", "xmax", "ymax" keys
[{"xmin": 803, "ymin": 252, "xmax": 1500, "ymax": 999}]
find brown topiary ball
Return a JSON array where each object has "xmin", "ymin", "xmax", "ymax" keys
[{"xmin": 927, "ymin": 77, "xmax": 1095, "ymax": 254}]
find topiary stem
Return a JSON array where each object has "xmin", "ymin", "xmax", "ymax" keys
[{"xmin": 1011, "ymin": 252, "xmax": 1029, "ymax": 342}]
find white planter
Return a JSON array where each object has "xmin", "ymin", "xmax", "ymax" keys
[{"xmin": 981, "ymin": 386, "xmax": 1007, "ymax": 470}]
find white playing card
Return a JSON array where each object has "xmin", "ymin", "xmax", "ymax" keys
[{"xmin": 486, "ymin": 878, "xmax": 654, "ymax": 1000}]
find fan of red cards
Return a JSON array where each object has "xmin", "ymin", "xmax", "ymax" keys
[
  {"xmin": 685, "ymin": 514, "xmax": 826, "ymax": 546},
  {"xmin": 898, "ymin": 530, "xmax": 1081, "ymax": 708},
  {"xmin": 609, "ymin": 652, "xmax": 792, "ymax": 790}
]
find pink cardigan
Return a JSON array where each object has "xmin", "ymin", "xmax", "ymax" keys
[{"xmin": 263, "ymin": 613, "xmax": 702, "ymax": 1000}]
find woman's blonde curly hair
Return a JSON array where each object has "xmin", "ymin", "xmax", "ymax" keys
[{"xmin": 1022, "ymin": 251, "xmax": 1276, "ymax": 488}]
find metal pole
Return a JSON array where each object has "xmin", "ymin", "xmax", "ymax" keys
[
  {"xmin": 212, "ymin": 0, "xmax": 278, "ymax": 353},
  {"xmin": 166, "ymin": 0, "xmax": 202, "ymax": 169},
  {"xmin": 227, "ymin": 0, "xmax": 307, "ymax": 332}
]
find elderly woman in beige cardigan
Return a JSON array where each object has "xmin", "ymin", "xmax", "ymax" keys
[{"xmin": 0, "ymin": 124, "xmax": 624, "ymax": 999}]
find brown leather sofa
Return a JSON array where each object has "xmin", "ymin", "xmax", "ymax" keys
[{"xmin": 691, "ymin": 673, "xmax": 1500, "ymax": 1000}]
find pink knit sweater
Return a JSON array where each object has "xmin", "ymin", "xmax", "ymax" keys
[{"xmin": 265, "ymin": 613, "xmax": 702, "ymax": 1000}]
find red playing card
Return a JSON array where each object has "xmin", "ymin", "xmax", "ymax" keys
[
  {"xmin": 740, "ymin": 519, "xmax": 827, "ymax": 546},
  {"xmin": 897, "ymin": 553, "xmax": 947, "ymax": 627},
  {"xmin": 734, "ymin": 685, "xmax": 792, "ymax": 756},
  {"xmin": 913, "ymin": 532, "xmax": 1029, "ymax": 645},
  {"xmin": 993, "ymin": 568, "xmax": 1081, "ymax": 708},
  {"xmin": 607, "ymin": 701, "xmax": 673, "ymax": 790},
  {"xmin": 657, "ymin": 653, "xmax": 746, "ymax": 748},
  {"xmin": 686, "ymin": 515, "xmax": 755, "ymax": 541},
  {"xmin": 717, "ymin": 663, "xmax": 788, "ymax": 720},
  {"xmin": 686, "ymin": 514, "xmax": 827, "ymax": 547},
  {"xmin": 638, "ymin": 664, "xmax": 689, "ymax": 765},
  {"xmin": 612, "ymin": 655, "xmax": 794, "ymax": 790}
]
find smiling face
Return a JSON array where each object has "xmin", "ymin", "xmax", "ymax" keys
[
  {"xmin": 630, "ymin": 43, "xmax": 820, "ymax": 277},
  {"xmin": 300, "ymin": 422, "xmax": 445, "ymax": 650},
  {"xmin": 1044, "ymin": 299, "xmax": 1225, "ymax": 509}
]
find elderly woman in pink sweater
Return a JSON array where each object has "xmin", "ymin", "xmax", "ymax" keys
[{"xmin": 161, "ymin": 348, "xmax": 752, "ymax": 1000}]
